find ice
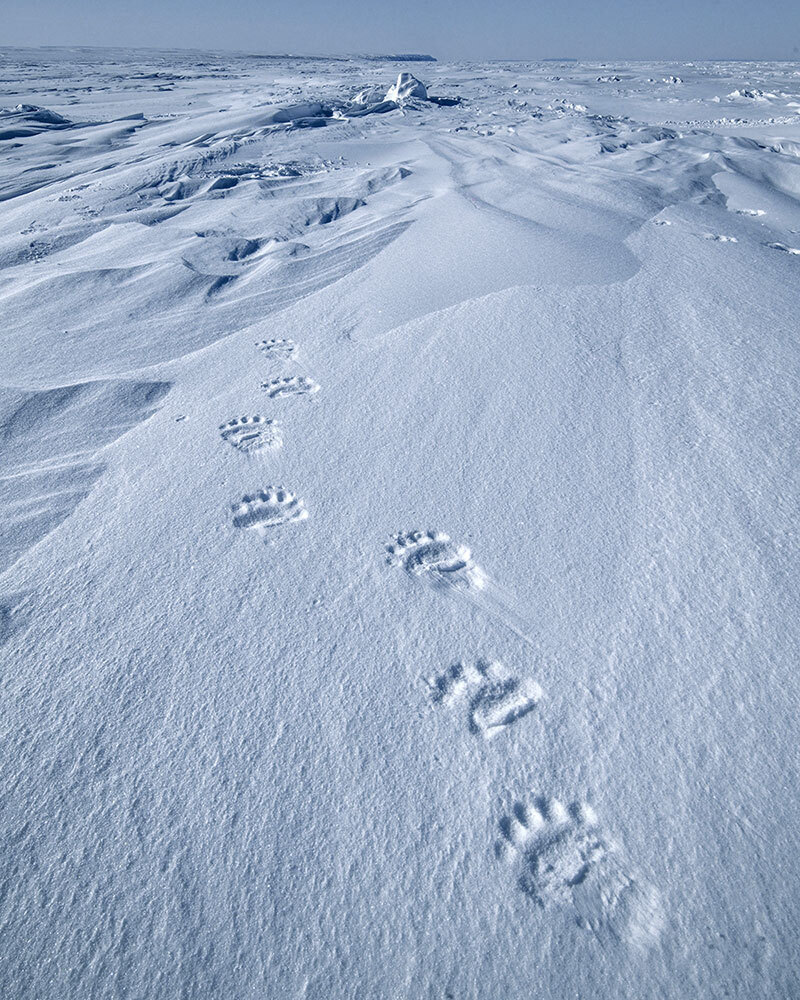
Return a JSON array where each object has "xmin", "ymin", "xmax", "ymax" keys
[
  {"xmin": 1, "ymin": 48, "xmax": 799, "ymax": 1000},
  {"xmin": 385, "ymin": 71, "xmax": 428, "ymax": 103}
]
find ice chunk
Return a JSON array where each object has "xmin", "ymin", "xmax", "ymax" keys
[{"xmin": 385, "ymin": 72, "xmax": 428, "ymax": 103}]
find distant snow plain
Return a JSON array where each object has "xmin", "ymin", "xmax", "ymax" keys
[{"xmin": 1, "ymin": 47, "xmax": 799, "ymax": 999}]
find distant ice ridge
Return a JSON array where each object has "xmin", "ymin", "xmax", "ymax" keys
[
  {"xmin": 262, "ymin": 101, "xmax": 333, "ymax": 128},
  {"xmin": 351, "ymin": 86, "xmax": 389, "ymax": 106},
  {"xmin": 245, "ymin": 51, "xmax": 435, "ymax": 62},
  {"xmin": 363, "ymin": 53, "xmax": 435, "ymax": 62}
]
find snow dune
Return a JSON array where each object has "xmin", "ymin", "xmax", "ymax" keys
[{"xmin": 0, "ymin": 49, "xmax": 799, "ymax": 1000}]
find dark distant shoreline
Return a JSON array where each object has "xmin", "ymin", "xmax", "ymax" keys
[{"xmin": 0, "ymin": 45, "xmax": 438, "ymax": 63}]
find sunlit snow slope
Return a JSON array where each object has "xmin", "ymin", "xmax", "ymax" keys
[{"xmin": 1, "ymin": 48, "xmax": 799, "ymax": 999}]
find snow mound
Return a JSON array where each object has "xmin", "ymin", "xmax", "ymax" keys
[
  {"xmin": 727, "ymin": 88, "xmax": 775, "ymax": 101},
  {"xmin": 385, "ymin": 72, "xmax": 428, "ymax": 103},
  {"xmin": 0, "ymin": 104, "xmax": 73, "ymax": 140},
  {"xmin": 352, "ymin": 86, "xmax": 387, "ymax": 106},
  {"xmin": 264, "ymin": 101, "xmax": 332, "ymax": 127},
  {"xmin": 345, "ymin": 73, "xmax": 433, "ymax": 117}
]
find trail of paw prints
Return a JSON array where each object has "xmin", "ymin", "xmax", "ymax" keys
[
  {"xmin": 495, "ymin": 796, "xmax": 664, "ymax": 949},
  {"xmin": 427, "ymin": 659, "xmax": 542, "ymax": 739},
  {"xmin": 232, "ymin": 487, "xmax": 307, "ymax": 536},
  {"xmin": 261, "ymin": 375, "xmax": 320, "ymax": 399},
  {"xmin": 386, "ymin": 530, "xmax": 485, "ymax": 593},
  {"xmin": 220, "ymin": 416, "xmax": 282, "ymax": 453},
  {"xmin": 256, "ymin": 337, "xmax": 297, "ymax": 361}
]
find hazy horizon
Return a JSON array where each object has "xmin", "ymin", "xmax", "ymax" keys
[
  {"xmin": 3, "ymin": 0, "xmax": 799, "ymax": 62},
  {"xmin": 3, "ymin": 44, "xmax": 800, "ymax": 63}
]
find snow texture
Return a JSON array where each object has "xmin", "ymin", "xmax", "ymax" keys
[{"xmin": 0, "ymin": 47, "xmax": 799, "ymax": 1000}]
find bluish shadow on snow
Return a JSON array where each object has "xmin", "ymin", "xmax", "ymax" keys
[
  {"xmin": 0, "ymin": 591, "xmax": 30, "ymax": 648},
  {"xmin": 0, "ymin": 379, "xmax": 171, "ymax": 575}
]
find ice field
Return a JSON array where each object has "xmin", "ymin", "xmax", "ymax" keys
[{"xmin": 1, "ymin": 48, "xmax": 799, "ymax": 998}]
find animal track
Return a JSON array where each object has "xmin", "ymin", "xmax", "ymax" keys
[
  {"xmin": 766, "ymin": 241, "xmax": 800, "ymax": 255},
  {"xmin": 231, "ymin": 487, "xmax": 307, "ymax": 534},
  {"xmin": 261, "ymin": 375, "xmax": 319, "ymax": 398},
  {"xmin": 427, "ymin": 659, "xmax": 542, "ymax": 739},
  {"xmin": 702, "ymin": 233, "xmax": 737, "ymax": 242},
  {"xmin": 386, "ymin": 530, "xmax": 485, "ymax": 592},
  {"xmin": 736, "ymin": 208, "xmax": 765, "ymax": 217},
  {"xmin": 495, "ymin": 796, "xmax": 665, "ymax": 948},
  {"xmin": 495, "ymin": 797, "xmax": 607, "ymax": 905},
  {"xmin": 256, "ymin": 337, "xmax": 297, "ymax": 360},
  {"xmin": 387, "ymin": 533, "xmax": 533, "ymax": 645},
  {"xmin": 220, "ymin": 415, "xmax": 282, "ymax": 453}
]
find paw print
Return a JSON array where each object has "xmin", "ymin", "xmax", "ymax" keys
[
  {"xmin": 426, "ymin": 659, "xmax": 542, "ymax": 739},
  {"xmin": 386, "ymin": 530, "xmax": 485, "ymax": 592},
  {"xmin": 220, "ymin": 415, "xmax": 282, "ymax": 453},
  {"xmin": 231, "ymin": 487, "xmax": 308, "ymax": 534},
  {"xmin": 261, "ymin": 375, "xmax": 319, "ymax": 398},
  {"xmin": 495, "ymin": 797, "xmax": 607, "ymax": 905},
  {"xmin": 256, "ymin": 337, "xmax": 297, "ymax": 360}
]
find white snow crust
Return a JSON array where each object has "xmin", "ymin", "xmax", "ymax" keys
[{"xmin": 1, "ymin": 48, "xmax": 799, "ymax": 999}]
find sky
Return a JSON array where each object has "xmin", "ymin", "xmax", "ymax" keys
[{"xmin": 3, "ymin": 0, "xmax": 800, "ymax": 61}]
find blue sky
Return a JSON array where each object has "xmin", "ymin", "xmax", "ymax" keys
[{"xmin": 4, "ymin": 0, "xmax": 800, "ymax": 60}]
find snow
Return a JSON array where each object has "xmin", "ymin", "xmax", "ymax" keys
[
  {"xmin": 385, "ymin": 71, "xmax": 428, "ymax": 102},
  {"xmin": 1, "ymin": 47, "xmax": 799, "ymax": 999}
]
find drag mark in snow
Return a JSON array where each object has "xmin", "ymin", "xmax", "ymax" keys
[
  {"xmin": 220, "ymin": 416, "xmax": 282, "ymax": 453},
  {"xmin": 427, "ymin": 659, "xmax": 542, "ymax": 739},
  {"xmin": 232, "ymin": 487, "xmax": 307, "ymax": 534},
  {"xmin": 261, "ymin": 375, "xmax": 320, "ymax": 398},
  {"xmin": 256, "ymin": 337, "xmax": 298, "ymax": 360}
]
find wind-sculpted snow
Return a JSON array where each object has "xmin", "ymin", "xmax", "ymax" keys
[
  {"xmin": 0, "ymin": 141, "xmax": 416, "ymax": 380},
  {"xmin": 0, "ymin": 104, "xmax": 73, "ymax": 140},
  {"xmin": 0, "ymin": 378, "xmax": 170, "ymax": 573},
  {"xmin": 1, "ymin": 47, "xmax": 799, "ymax": 1000}
]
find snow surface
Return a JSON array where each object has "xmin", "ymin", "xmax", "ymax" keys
[{"xmin": 1, "ymin": 47, "xmax": 799, "ymax": 999}]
